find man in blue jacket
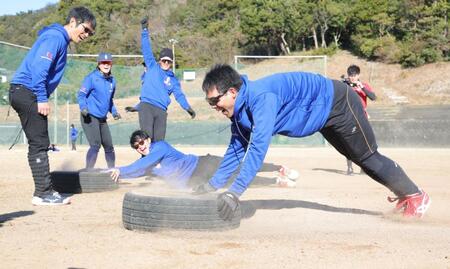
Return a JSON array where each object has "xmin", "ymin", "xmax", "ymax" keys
[
  {"xmin": 78, "ymin": 52, "xmax": 121, "ymax": 169},
  {"xmin": 109, "ymin": 130, "xmax": 297, "ymax": 189},
  {"xmin": 138, "ymin": 17, "xmax": 196, "ymax": 141},
  {"xmin": 195, "ymin": 64, "xmax": 430, "ymax": 220},
  {"xmin": 9, "ymin": 6, "xmax": 96, "ymax": 206}
]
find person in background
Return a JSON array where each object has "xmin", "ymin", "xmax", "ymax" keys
[
  {"xmin": 9, "ymin": 6, "xmax": 96, "ymax": 205},
  {"xmin": 137, "ymin": 17, "xmax": 196, "ymax": 141},
  {"xmin": 342, "ymin": 64, "xmax": 377, "ymax": 175},
  {"xmin": 70, "ymin": 124, "xmax": 79, "ymax": 151},
  {"xmin": 109, "ymin": 130, "xmax": 298, "ymax": 189},
  {"xmin": 77, "ymin": 52, "xmax": 121, "ymax": 169}
]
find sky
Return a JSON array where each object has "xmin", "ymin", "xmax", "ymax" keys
[{"xmin": 0, "ymin": 0, "xmax": 59, "ymax": 16}]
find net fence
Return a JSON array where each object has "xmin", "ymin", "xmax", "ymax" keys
[{"xmin": 0, "ymin": 42, "xmax": 326, "ymax": 147}]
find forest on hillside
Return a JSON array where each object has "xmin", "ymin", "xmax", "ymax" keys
[{"xmin": 0, "ymin": 0, "xmax": 448, "ymax": 68}]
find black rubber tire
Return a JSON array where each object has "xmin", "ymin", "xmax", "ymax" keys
[
  {"xmin": 122, "ymin": 191, "xmax": 241, "ymax": 231},
  {"xmin": 51, "ymin": 170, "xmax": 118, "ymax": 193}
]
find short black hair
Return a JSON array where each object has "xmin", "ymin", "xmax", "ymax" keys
[
  {"xmin": 347, "ymin": 64, "xmax": 360, "ymax": 76},
  {"xmin": 65, "ymin": 6, "xmax": 96, "ymax": 29},
  {"xmin": 202, "ymin": 64, "xmax": 242, "ymax": 94},
  {"xmin": 129, "ymin": 130, "xmax": 149, "ymax": 148}
]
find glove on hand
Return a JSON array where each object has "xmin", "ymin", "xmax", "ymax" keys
[
  {"xmin": 113, "ymin": 113, "xmax": 121, "ymax": 120},
  {"xmin": 192, "ymin": 182, "xmax": 216, "ymax": 195},
  {"xmin": 125, "ymin": 106, "xmax": 138, "ymax": 113},
  {"xmin": 217, "ymin": 191, "xmax": 240, "ymax": 221},
  {"xmin": 81, "ymin": 108, "xmax": 89, "ymax": 117},
  {"xmin": 187, "ymin": 107, "xmax": 196, "ymax": 119},
  {"xmin": 140, "ymin": 17, "xmax": 148, "ymax": 30}
]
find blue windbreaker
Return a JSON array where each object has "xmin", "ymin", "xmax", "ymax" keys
[
  {"xmin": 118, "ymin": 141, "xmax": 199, "ymax": 189},
  {"xmin": 140, "ymin": 29, "xmax": 191, "ymax": 111},
  {"xmin": 11, "ymin": 23, "xmax": 70, "ymax": 102},
  {"xmin": 77, "ymin": 70, "xmax": 118, "ymax": 119},
  {"xmin": 209, "ymin": 72, "xmax": 335, "ymax": 196}
]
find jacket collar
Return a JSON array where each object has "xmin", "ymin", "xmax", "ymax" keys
[{"xmin": 233, "ymin": 75, "xmax": 249, "ymax": 116}]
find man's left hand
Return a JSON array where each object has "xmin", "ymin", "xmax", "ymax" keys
[
  {"xmin": 37, "ymin": 102, "xmax": 50, "ymax": 116},
  {"xmin": 187, "ymin": 107, "xmax": 196, "ymax": 119},
  {"xmin": 217, "ymin": 191, "xmax": 240, "ymax": 221},
  {"xmin": 113, "ymin": 113, "xmax": 121, "ymax": 120}
]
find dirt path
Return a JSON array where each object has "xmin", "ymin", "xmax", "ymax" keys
[{"xmin": 0, "ymin": 146, "xmax": 449, "ymax": 268}]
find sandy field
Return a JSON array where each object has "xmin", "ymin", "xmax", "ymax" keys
[{"xmin": 0, "ymin": 145, "xmax": 449, "ymax": 269}]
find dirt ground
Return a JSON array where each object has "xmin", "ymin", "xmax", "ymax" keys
[{"xmin": 0, "ymin": 145, "xmax": 449, "ymax": 269}]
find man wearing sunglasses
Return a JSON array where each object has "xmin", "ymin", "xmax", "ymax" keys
[
  {"xmin": 108, "ymin": 130, "xmax": 298, "ymax": 189},
  {"xmin": 194, "ymin": 64, "xmax": 430, "ymax": 221},
  {"xmin": 9, "ymin": 6, "xmax": 96, "ymax": 206},
  {"xmin": 136, "ymin": 17, "xmax": 196, "ymax": 142}
]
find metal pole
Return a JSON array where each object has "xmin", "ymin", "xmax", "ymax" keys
[
  {"xmin": 169, "ymin": 39, "xmax": 178, "ymax": 74},
  {"xmin": 53, "ymin": 88, "xmax": 58, "ymax": 144},
  {"xmin": 66, "ymin": 100, "xmax": 69, "ymax": 146}
]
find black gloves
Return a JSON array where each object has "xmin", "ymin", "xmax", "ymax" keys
[
  {"xmin": 140, "ymin": 17, "xmax": 148, "ymax": 30},
  {"xmin": 125, "ymin": 106, "xmax": 138, "ymax": 112},
  {"xmin": 192, "ymin": 182, "xmax": 216, "ymax": 195},
  {"xmin": 187, "ymin": 107, "xmax": 196, "ymax": 119},
  {"xmin": 113, "ymin": 113, "xmax": 121, "ymax": 120},
  {"xmin": 81, "ymin": 108, "xmax": 89, "ymax": 117},
  {"xmin": 217, "ymin": 191, "xmax": 240, "ymax": 221}
]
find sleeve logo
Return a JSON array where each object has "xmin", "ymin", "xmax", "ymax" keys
[{"xmin": 40, "ymin": 51, "xmax": 53, "ymax": 61}]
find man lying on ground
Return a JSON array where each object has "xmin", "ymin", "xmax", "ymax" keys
[{"xmin": 109, "ymin": 130, "xmax": 298, "ymax": 188}]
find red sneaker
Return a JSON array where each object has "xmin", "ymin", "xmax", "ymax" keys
[{"xmin": 388, "ymin": 190, "xmax": 431, "ymax": 218}]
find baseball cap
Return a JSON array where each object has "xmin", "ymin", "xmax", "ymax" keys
[
  {"xmin": 159, "ymin": 48, "xmax": 173, "ymax": 62},
  {"xmin": 97, "ymin": 52, "xmax": 113, "ymax": 63}
]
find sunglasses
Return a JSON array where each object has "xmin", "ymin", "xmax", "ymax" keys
[
  {"xmin": 161, "ymin": 59, "xmax": 172, "ymax": 64},
  {"xmin": 205, "ymin": 92, "xmax": 227, "ymax": 106},
  {"xmin": 80, "ymin": 23, "xmax": 95, "ymax": 36},
  {"xmin": 132, "ymin": 139, "xmax": 146, "ymax": 150}
]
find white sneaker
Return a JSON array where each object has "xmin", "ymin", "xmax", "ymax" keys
[
  {"xmin": 276, "ymin": 176, "xmax": 296, "ymax": 188},
  {"xmin": 279, "ymin": 166, "xmax": 299, "ymax": 181},
  {"xmin": 32, "ymin": 192, "xmax": 71, "ymax": 206}
]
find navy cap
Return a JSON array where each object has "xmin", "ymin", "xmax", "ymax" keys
[
  {"xmin": 97, "ymin": 52, "xmax": 113, "ymax": 63},
  {"xmin": 159, "ymin": 48, "xmax": 173, "ymax": 61}
]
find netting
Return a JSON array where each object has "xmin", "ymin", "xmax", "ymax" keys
[
  {"xmin": 0, "ymin": 42, "xmax": 327, "ymax": 147},
  {"xmin": 234, "ymin": 55, "xmax": 328, "ymax": 79}
]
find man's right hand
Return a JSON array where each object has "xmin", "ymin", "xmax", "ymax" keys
[
  {"xmin": 141, "ymin": 17, "xmax": 148, "ymax": 30},
  {"xmin": 108, "ymin": 168, "xmax": 121, "ymax": 182},
  {"xmin": 37, "ymin": 102, "xmax": 50, "ymax": 116},
  {"xmin": 81, "ymin": 108, "xmax": 89, "ymax": 117}
]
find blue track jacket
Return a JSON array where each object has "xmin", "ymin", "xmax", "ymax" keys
[
  {"xmin": 209, "ymin": 72, "xmax": 335, "ymax": 196},
  {"xmin": 11, "ymin": 24, "xmax": 70, "ymax": 102},
  {"xmin": 77, "ymin": 70, "xmax": 118, "ymax": 119},
  {"xmin": 140, "ymin": 29, "xmax": 191, "ymax": 111},
  {"xmin": 118, "ymin": 141, "xmax": 199, "ymax": 188}
]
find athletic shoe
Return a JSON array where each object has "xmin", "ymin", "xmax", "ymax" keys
[
  {"xmin": 276, "ymin": 176, "xmax": 296, "ymax": 188},
  {"xmin": 388, "ymin": 190, "xmax": 430, "ymax": 218},
  {"xmin": 279, "ymin": 166, "xmax": 299, "ymax": 181},
  {"xmin": 32, "ymin": 192, "xmax": 71, "ymax": 206}
]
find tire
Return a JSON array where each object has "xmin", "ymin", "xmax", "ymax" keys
[
  {"xmin": 122, "ymin": 190, "xmax": 241, "ymax": 231},
  {"xmin": 51, "ymin": 169, "xmax": 118, "ymax": 193}
]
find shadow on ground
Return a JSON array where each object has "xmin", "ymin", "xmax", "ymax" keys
[
  {"xmin": 241, "ymin": 199, "xmax": 382, "ymax": 219},
  {"xmin": 313, "ymin": 167, "xmax": 351, "ymax": 175},
  {"xmin": 0, "ymin": 211, "xmax": 34, "ymax": 227}
]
